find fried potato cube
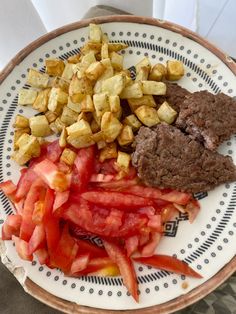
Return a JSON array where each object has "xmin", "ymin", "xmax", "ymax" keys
[
  {"xmin": 120, "ymin": 82, "xmax": 143, "ymax": 99},
  {"xmin": 14, "ymin": 128, "xmax": 31, "ymax": 150},
  {"xmin": 89, "ymin": 23, "xmax": 102, "ymax": 43},
  {"xmin": 141, "ymin": 81, "xmax": 166, "ymax": 95},
  {"xmin": 110, "ymin": 52, "xmax": 124, "ymax": 71},
  {"xmin": 45, "ymin": 59, "xmax": 65, "ymax": 76},
  {"xmin": 69, "ymin": 75, "xmax": 93, "ymax": 97},
  {"xmin": 45, "ymin": 110, "xmax": 58, "ymax": 123},
  {"xmin": 29, "ymin": 115, "xmax": 51, "ymax": 137},
  {"xmin": 60, "ymin": 106, "xmax": 78, "ymax": 126},
  {"xmin": 149, "ymin": 63, "xmax": 167, "ymax": 81},
  {"xmin": 117, "ymin": 151, "xmax": 131, "ymax": 170},
  {"xmin": 81, "ymin": 51, "xmax": 97, "ymax": 68},
  {"xmin": 85, "ymin": 61, "xmax": 105, "ymax": 81},
  {"xmin": 67, "ymin": 97, "xmax": 82, "ymax": 113},
  {"xmin": 67, "ymin": 133, "xmax": 95, "ymax": 149},
  {"xmin": 60, "ymin": 148, "xmax": 77, "ymax": 166},
  {"xmin": 128, "ymin": 95, "xmax": 156, "ymax": 112},
  {"xmin": 109, "ymin": 95, "xmax": 120, "ymax": 114},
  {"xmin": 50, "ymin": 77, "xmax": 69, "ymax": 93},
  {"xmin": 12, "ymin": 134, "xmax": 40, "ymax": 165},
  {"xmin": 11, "ymin": 150, "xmax": 31, "ymax": 166},
  {"xmin": 135, "ymin": 57, "xmax": 151, "ymax": 73},
  {"xmin": 32, "ymin": 88, "xmax": 51, "ymax": 112},
  {"xmin": 97, "ymin": 140, "xmax": 106, "ymax": 150},
  {"xmin": 59, "ymin": 127, "xmax": 67, "ymax": 148},
  {"xmin": 101, "ymin": 112, "xmax": 123, "ymax": 143},
  {"xmin": 99, "ymin": 142, "xmax": 118, "ymax": 162},
  {"xmin": 81, "ymin": 42, "xmax": 102, "ymax": 55},
  {"xmin": 13, "ymin": 114, "xmax": 29, "ymax": 128},
  {"xmin": 135, "ymin": 66, "xmax": 150, "ymax": 82},
  {"xmin": 18, "ymin": 89, "xmax": 38, "ymax": 105},
  {"xmin": 135, "ymin": 105, "xmax": 160, "ymax": 127},
  {"xmin": 66, "ymin": 119, "xmax": 92, "ymax": 137},
  {"xmin": 27, "ymin": 69, "xmax": 49, "ymax": 88},
  {"xmin": 91, "ymin": 131, "xmax": 105, "ymax": 143},
  {"xmin": 166, "ymin": 60, "xmax": 184, "ymax": 81},
  {"xmin": 108, "ymin": 43, "xmax": 128, "ymax": 52},
  {"xmin": 90, "ymin": 119, "xmax": 100, "ymax": 133},
  {"xmin": 93, "ymin": 58, "xmax": 114, "ymax": 94},
  {"xmin": 123, "ymin": 114, "xmax": 142, "ymax": 131},
  {"xmin": 67, "ymin": 53, "xmax": 81, "ymax": 64},
  {"xmin": 81, "ymin": 95, "xmax": 94, "ymax": 112},
  {"xmin": 61, "ymin": 63, "xmax": 76, "ymax": 80},
  {"xmin": 93, "ymin": 93, "xmax": 110, "ymax": 120},
  {"xmin": 157, "ymin": 101, "xmax": 177, "ymax": 124},
  {"xmin": 77, "ymin": 112, "xmax": 93, "ymax": 123},
  {"xmin": 102, "ymin": 74, "xmax": 126, "ymax": 96},
  {"xmin": 48, "ymin": 87, "xmax": 68, "ymax": 113},
  {"xmin": 101, "ymin": 43, "xmax": 109, "ymax": 59},
  {"xmin": 50, "ymin": 117, "xmax": 66, "ymax": 134},
  {"xmin": 117, "ymin": 125, "xmax": 134, "ymax": 146}
]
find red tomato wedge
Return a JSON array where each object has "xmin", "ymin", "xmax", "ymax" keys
[
  {"xmin": 53, "ymin": 190, "xmax": 70, "ymax": 212},
  {"xmin": 140, "ymin": 232, "xmax": 162, "ymax": 257},
  {"xmin": 70, "ymin": 254, "xmax": 90, "ymax": 275},
  {"xmin": 103, "ymin": 239, "xmax": 139, "ymax": 302},
  {"xmin": 71, "ymin": 237, "xmax": 107, "ymax": 258},
  {"xmin": 71, "ymin": 146, "xmax": 95, "ymax": 192},
  {"xmin": 1, "ymin": 214, "xmax": 22, "ymax": 240},
  {"xmin": 0, "ymin": 180, "xmax": 17, "ymax": 196},
  {"xmin": 95, "ymin": 178, "xmax": 138, "ymax": 190},
  {"xmin": 125, "ymin": 235, "xmax": 139, "ymax": 257},
  {"xmin": 35, "ymin": 248, "xmax": 49, "ymax": 265},
  {"xmin": 81, "ymin": 191, "xmax": 153, "ymax": 210},
  {"xmin": 46, "ymin": 140, "xmax": 63, "ymax": 162},
  {"xmin": 12, "ymin": 235, "xmax": 33, "ymax": 261},
  {"xmin": 90, "ymin": 174, "xmax": 114, "ymax": 182},
  {"xmin": 78, "ymin": 257, "xmax": 116, "ymax": 275},
  {"xmin": 15, "ymin": 168, "xmax": 38, "ymax": 200},
  {"xmin": 28, "ymin": 224, "xmax": 45, "ymax": 255},
  {"xmin": 133, "ymin": 255, "xmax": 202, "ymax": 278}
]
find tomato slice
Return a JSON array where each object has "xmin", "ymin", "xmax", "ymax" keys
[
  {"xmin": 35, "ymin": 248, "xmax": 49, "ymax": 265},
  {"xmin": 125, "ymin": 235, "xmax": 139, "ymax": 257},
  {"xmin": 28, "ymin": 224, "xmax": 45, "ymax": 255},
  {"xmin": 90, "ymin": 174, "xmax": 114, "ymax": 183},
  {"xmin": 12, "ymin": 235, "xmax": 33, "ymax": 261},
  {"xmin": 81, "ymin": 191, "xmax": 153, "ymax": 210},
  {"xmin": 1, "ymin": 214, "xmax": 22, "ymax": 240},
  {"xmin": 46, "ymin": 140, "xmax": 63, "ymax": 162},
  {"xmin": 53, "ymin": 190, "xmax": 70, "ymax": 212},
  {"xmin": 78, "ymin": 257, "xmax": 116, "ymax": 275},
  {"xmin": 133, "ymin": 255, "xmax": 202, "ymax": 278},
  {"xmin": 70, "ymin": 253, "xmax": 90, "ymax": 275},
  {"xmin": 185, "ymin": 199, "xmax": 200, "ymax": 223},
  {"xmin": 140, "ymin": 232, "xmax": 162, "ymax": 257},
  {"xmin": 0, "ymin": 180, "xmax": 17, "ymax": 196},
  {"xmin": 71, "ymin": 237, "xmax": 107, "ymax": 258},
  {"xmin": 103, "ymin": 239, "xmax": 139, "ymax": 302},
  {"xmin": 34, "ymin": 159, "xmax": 70, "ymax": 192},
  {"xmin": 95, "ymin": 178, "xmax": 138, "ymax": 190},
  {"xmin": 15, "ymin": 168, "xmax": 38, "ymax": 200}
]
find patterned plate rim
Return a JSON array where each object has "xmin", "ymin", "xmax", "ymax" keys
[{"xmin": 0, "ymin": 15, "xmax": 236, "ymax": 314}]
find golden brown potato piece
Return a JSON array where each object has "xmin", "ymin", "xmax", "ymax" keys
[
  {"xmin": 157, "ymin": 101, "xmax": 177, "ymax": 124},
  {"xmin": 45, "ymin": 110, "xmax": 58, "ymax": 123},
  {"xmin": 59, "ymin": 127, "xmax": 67, "ymax": 148},
  {"xmin": 110, "ymin": 52, "xmax": 124, "ymax": 71},
  {"xmin": 67, "ymin": 54, "xmax": 81, "ymax": 64},
  {"xmin": 13, "ymin": 114, "xmax": 29, "ymax": 128},
  {"xmin": 93, "ymin": 93, "xmax": 110, "ymax": 121},
  {"xmin": 69, "ymin": 74, "xmax": 93, "ymax": 97},
  {"xmin": 60, "ymin": 106, "xmax": 78, "ymax": 126},
  {"xmin": 128, "ymin": 95, "xmax": 156, "ymax": 112},
  {"xmin": 135, "ymin": 66, "xmax": 150, "ymax": 82},
  {"xmin": 50, "ymin": 117, "xmax": 66, "ymax": 134},
  {"xmin": 45, "ymin": 59, "xmax": 65, "ymax": 76},
  {"xmin": 102, "ymin": 74, "xmax": 126, "ymax": 96},
  {"xmin": 166, "ymin": 60, "xmax": 184, "ymax": 81},
  {"xmin": 99, "ymin": 142, "xmax": 118, "ymax": 162},
  {"xmin": 149, "ymin": 63, "xmax": 167, "ymax": 81},
  {"xmin": 117, "ymin": 151, "xmax": 131, "ymax": 170},
  {"xmin": 89, "ymin": 23, "xmax": 102, "ymax": 43},
  {"xmin": 117, "ymin": 125, "xmax": 134, "ymax": 146},
  {"xmin": 60, "ymin": 148, "xmax": 77, "ymax": 166},
  {"xmin": 18, "ymin": 89, "xmax": 38, "ymax": 106},
  {"xmin": 33, "ymin": 88, "xmax": 51, "ymax": 112},
  {"xmin": 120, "ymin": 82, "xmax": 143, "ymax": 99},
  {"xmin": 85, "ymin": 61, "xmax": 105, "ymax": 81},
  {"xmin": 27, "ymin": 69, "xmax": 49, "ymax": 88},
  {"xmin": 135, "ymin": 57, "xmax": 151, "ymax": 73},
  {"xmin": 135, "ymin": 105, "xmax": 160, "ymax": 127},
  {"xmin": 80, "ymin": 95, "xmax": 94, "ymax": 113},
  {"xmin": 48, "ymin": 87, "xmax": 68, "ymax": 114},
  {"xmin": 62, "ymin": 63, "xmax": 76, "ymax": 80},
  {"xmin": 66, "ymin": 119, "xmax": 92, "ymax": 137},
  {"xmin": 67, "ymin": 133, "xmax": 95, "ymax": 149},
  {"xmin": 123, "ymin": 114, "xmax": 142, "ymax": 131},
  {"xmin": 14, "ymin": 128, "xmax": 31, "ymax": 150},
  {"xmin": 29, "ymin": 115, "xmax": 51, "ymax": 137},
  {"xmin": 141, "ymin": 81, "xmax": 166, "ymax": 95},
  {"xmin": 101, "ymin": 112, "xmax": 123, "ymax": 143}
]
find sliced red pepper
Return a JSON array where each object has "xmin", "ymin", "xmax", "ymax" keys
[
  {"xmin": 81, "ymin": 191, "xmax": 153, "ymax": 210},
  {"xmin": 12, "ymin": 235, "xmax": 33, "ymax": 261},
  {"xmin": 103, "ymin": 239, "xmax": 139, "ymax": 302},
  {"xmin": 28, "ymin": 224, "xmax": 45, "ymax": 255},
  {"xmin": 133, "ymin": 255, "xmax": 202, "ymax": 278},
  {"xmin": 70, "ymin": 253, "xmax": 90, "ymax": 275},
  {"xmin": 35, "ymin": 247, "xmax": 49, "ymax": 265},
  {"xmin": 71, "ymin": 146, "xmax": 95, "ymax": 192}
]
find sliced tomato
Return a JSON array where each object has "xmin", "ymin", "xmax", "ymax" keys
[
  {"xmin": 103, "ymin": 239, "xmax": 138, "ymax": 302},
  {"xmin": 78, "ymin": 257, "xmax": 115, "ymax": 275},
  {"xmin": 51, "ymin": 223, "xmax": 78, "ymax": 272},
  {"xmin": 53, "ymin": 190, "xmax": 70, "ymax": 212},
  {"xmin": 12, "ymin": 235, "xmax": 33, "ymax": 261},
  {"xmin": 71, "ymin": 237, "xmax": 107, "ymax": 258},
  {"xmin": 90, "ymin": 174, "xmax": 114, "ymax": 183},
  {"xmin": 125, "ymin": 235, "xmax": 139, "ymax": 257},
  {"xmin": 140, "ymin": 232, "xmax": 162, "ymax": 257},
  {"xmin": 34, "ymin": 248, "xmax": 49, "ymax": 265},
  {"xmin": 70, "ymin": 146, "xmax": 95, "ymax": 192},
  {"xmin": 94, "ymin": 158, "xmax": 117, "ymax": 175},
  {"xmin": 0, "ymin": 180, "xmax": 17, "ymax": 196},
  {"xmin": 33, "ymin": 159, "xmax": 70, "ymax": 192},
  {"xmin": 15, "ymin": 168, "xmax": 38, "ymax": 200},
  {"xmin": 92, "ymin": 264, "xmax": 120, "ymax": 276},
  {"xmin": 185, "ymin": 199, "xmax": 200, "ymax": 224},
  {"xmin": 147, "ymin": 215, "xmax": 162, "ymax": 232},
  {"xmin": 133, "ymin": 255, "xmax": 202, "ymax": 278},
  {"xmin": 161, "ymin": 204, "xmax": 178, "ymax": 223},
  {"xmin": 32, "ymin": 201, "xmax": 45, "ymax": 225},
  {"xmin": 95, "ymin": 178, "xmax": 138, "ymax": 190},
  {"xmin": 14, "ymin": 198, "xmax": 24, "ymax": 215},
  {"xmin": 46, "ymin": 140, "xmax": 63, "ymax": 162},
  {"xmin": 70, "ymin": 253, "xmax": 90, "ymax": 275},
  {"xmin": 20, "ymin": 178, "xmax": 44, "ymax": 241},
  {"xmin": 159, "ymin": 190, "xmax": 191, "ymax": 206},
  {"xmin": 28, "ymin": 224, "xmax": 45, "ymax": 255},
  {"xmin": 81, "ymin": 191, "xmax": 153, "ymax": 210},
  {"xmin": 1, "ymin": 214, "xmax": 22, "ymax": 240}
]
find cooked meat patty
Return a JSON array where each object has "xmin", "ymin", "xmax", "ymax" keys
[
  {"xmin": 155, "ymin": 82, "xmax": 190, "ymax": 112},
  {"xmin": 132, "ymin": 124, "xmax": 236, "ymax": 193},
  {"xmin": 176, "ymin": 91, "xmax": 236, "ymax": 150}
]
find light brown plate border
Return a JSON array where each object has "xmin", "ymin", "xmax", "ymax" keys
[{"xmin": 1, "ymin": 15, "xmax": 236, "ymax": 313}]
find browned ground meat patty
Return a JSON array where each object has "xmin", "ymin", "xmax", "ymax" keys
[
  {"xmin": 154, "ymin": 82, "xmax": 190, "ymax": 112},
  {"xmin": 176, "ymin": 91, "xmax": 236, "ymax": 150},
  {"xmin": 132, "ymin": 124, "xmax": 236, "ymax": 193}
]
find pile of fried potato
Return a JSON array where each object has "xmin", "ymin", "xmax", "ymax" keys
[{"xmin": 13, "ymin": 23, "xmax": 184, "ymax": 168}]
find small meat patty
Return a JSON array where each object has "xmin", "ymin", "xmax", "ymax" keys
[
  {"xmin": 155, "ymin": 82, "xmax": 190, "ymax": 112},
  {"xmin": 176, "ymin": 91, "xmax": 236, "ymax": 150},
  {"xmin": 132, "ymin": 124, "xmax": 236, "ymax": 193}
]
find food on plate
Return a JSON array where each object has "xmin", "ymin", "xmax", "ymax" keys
[
  {"xmin": 0, "ymin": 144, "xmax": 201, "ymax": 302},
  {"xmin": 176, "ymin": 91, "xmax": 236, "ymax": 150},
  {"xmin": 132, "ymin": 124, "xmax": 236, "ymax": 193}
]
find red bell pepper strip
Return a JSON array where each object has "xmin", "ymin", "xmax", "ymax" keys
[
  {"xmin": 28, "ymin": 224, "xmax": 45, "ymax": 255},
  {"xmin": 103, "ymin": 239, "xmax": 139, "ymax": 302},
  {"xmin": 12, "ymin": 235, "xmax": 33, "ymax": 261},
  {"xmin": 133, "ymin": 255, "xmax": 202, "ymax": 278},
  {"xmin": 81, "ymin": 191, "xmax": 153, "ymax": 210}
]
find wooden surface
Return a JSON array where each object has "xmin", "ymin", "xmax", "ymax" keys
[{"xmin": 1, "ymin": 15, "xmax": 236, "ymax": 314}]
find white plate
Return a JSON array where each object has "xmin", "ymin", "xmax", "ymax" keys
[{"xmin": 0, "ymin": 16, "xmax": 236, "ymax": 312}]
